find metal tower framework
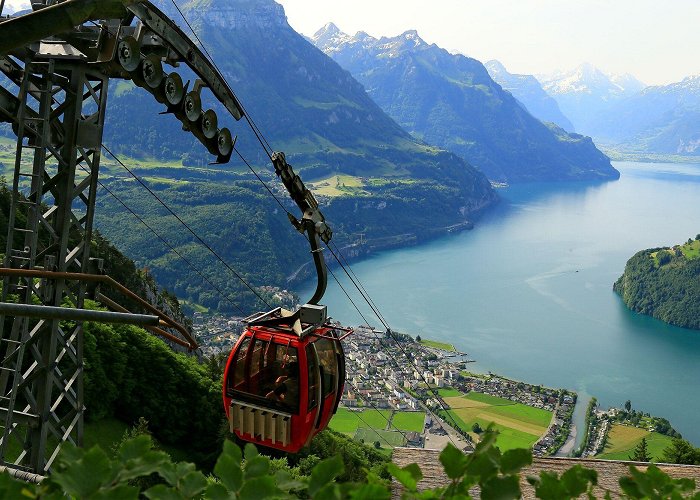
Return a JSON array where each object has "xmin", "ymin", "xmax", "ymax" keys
[
  {"xmin": 0, "ymin": 0, "xmax": 245, "ymax": 475},
  {"xmin": 0, "ymin": 52, "xmax": 109, "ymax": 473}
]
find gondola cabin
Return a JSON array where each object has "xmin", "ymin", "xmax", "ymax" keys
[{"xmin": 223, "ymin": 307, "xmax": 349, "ymax": 453}]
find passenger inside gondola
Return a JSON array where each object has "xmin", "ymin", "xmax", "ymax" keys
[
  {"xmin": 228, "ymin": 336, "xmax": 300, "ymax": 412},
  {"xmin": 266, "ymin": 361, "xmax": 299, "ymax": 409}
]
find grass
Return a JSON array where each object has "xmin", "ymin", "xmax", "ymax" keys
[
  {"xmin": 310, "ymin": 174, "xmax": 369, "ymax": 197},
  {"xmin": 391, "ymin": 412, "xmax": 425, "ymax": 432},
  {"xmin": 680, "ymin": 239, "xmax": 700, "ymax": 260},
  {"xmin": 329, "ymin": 408, "xmax": 391, "ymax": 434},
  {"xmin": 354, "ymin": 428, "xmax": 406, "ymax": 448},
  {"xmin": 84, "ymin": 418, "xmax": 130, "ymax": 453},
  {"xmin": 597, "ymin": 424, "xmax": 675, "ymax": 462},
  {"xmin": 651, "ymin": 239, "xmax": 700, "ymax": 266},
  {"xmin": 443, "ymin": 391, "xmax": 552, "ymax": 452},
  {"xmin": 419, "ymin": 339, "xmax": 456, "ymax": 352},
  {"xmin": 438, "ymin": 388, "xmax": 463, "ymax": 398}
]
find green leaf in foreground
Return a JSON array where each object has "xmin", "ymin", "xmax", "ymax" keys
[
  {"xmin": 388, "ymin": 462, "xmax": 422, "ymax": 491},
  {"xmin": 308, "ymin": 454, "xmax": 344, "ymax": 497}
]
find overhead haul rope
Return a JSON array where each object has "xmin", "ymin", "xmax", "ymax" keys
[
  {"xmin": 163, "ymin": 0, "xmax": 433, "ymax": 445},
  {"xmin": 344, "ymin": 378, "xmax": 412, "ymax": 447},
  {"xmin": 158, "ymin": 0, "xmax": 465, "ymax": 447},
  {"xmin": 324, "ymin": 256, "xmax": 460, "ymax": 447},
  {"xmin": 79, "ymin": 164, "xmax": 247, "ymax": 316},
  {"xmin": 325, "ymin": 244, "xmax": 467, "ymax": 448},
  {"xmin": 168, "ymin": 0, "xmax": 275, "ymax": 159},
  {"xmin": 101, "ymin": 144, "xmax": 272, "ymax": 310}
]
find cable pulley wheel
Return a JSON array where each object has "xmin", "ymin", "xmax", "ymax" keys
[
  {"xmin": 184, "ymin": 91, "xmax": 202, "ymax": 122},
  {"xmin": 142, "ymin": 55, "xmax": 164, "ymax": 89},
  {"xmin": 164, "ymin": 73, "xmax": 185, "ymax": 106},
  {"xmin": 217, "ymin": 128, "xmax": 233, "ymax": 157},
  {"xmin": 117, "ymin": 36, "xmax": 140, "ymax": 72},
  {"xmin": 201, "ymin": 109, "xmax": 218, "ymax": 139}
]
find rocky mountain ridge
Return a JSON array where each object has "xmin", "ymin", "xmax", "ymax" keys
[
  {"xmin": 312, "ymin": 24, "xmax": 619, "ymax": 183},
  {"xmin": 485, "ymin": 60, "xmax": 574, "ymax": 131}
]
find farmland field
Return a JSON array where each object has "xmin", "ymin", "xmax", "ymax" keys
[
  {"xmin": 391, "ymin": 411, "xmax": 425, "ymax": 432},
  {"xmin": 443, "ymin": 391, "xmax": 552, "ymax": 451},
  {"xmin": 354, "ymin": 428, "xmax": 406, "ymax": 447},
  {"xmin": 329, "ymin": 408, "xmax": 391, "ymax": 434},
  {"xmin": 597, "ymin": 424, "xmax": 674, "ymax": 462}
]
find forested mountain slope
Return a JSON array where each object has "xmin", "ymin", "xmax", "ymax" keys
[{"xmin": 614, "ymin": 236, "xmax": 700, "ymax": 330}]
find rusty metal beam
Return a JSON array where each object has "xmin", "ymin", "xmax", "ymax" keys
[{"xmin": 0, "ymin": 268, "xmax": 197, "ymax": 349}]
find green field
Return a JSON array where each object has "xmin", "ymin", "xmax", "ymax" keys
[
  {"xmin": 354, "ymin": 428, "xmax": 406, "ymax": 448},
  {"xmin": 329, "ymin": 408, "xmax": 391, "ymax": 434},
  {"xmin": 391, "ymin": 411, "xmax": 425, "ymax": 432},
  {"xmin": 330, "ymin": 408, "xmax": 425, "ymax": 447},
  {"xmin": 419, "ymin": 339, "xmax": 456, "ymax": 351},
  {"xmin": 597, "ymin": 424, "xmax": 674, "ymax": 462},
  {"xmin": 438, "ymin": 388, "xmax": 463, "ymax": 398},
  {"xmin": 443, "ymin": 391, "xmax": 552, "ymax": 452},
  {"xmin": 310, "ymin": 174, "xmax": 369, "ymax": 197}
]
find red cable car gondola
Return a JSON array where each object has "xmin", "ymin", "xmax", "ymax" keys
[
  {"xmin": 222, "ymin": 152, "xmax": 352, "ymax": 452},
  {"xmin": 223, "ymin": 307, "xmax": 350, "ymax": 452}
]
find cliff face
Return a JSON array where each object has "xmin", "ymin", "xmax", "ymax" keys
[{"xmin": 173, "ymin": 0, "xmax": 287, "ymax": 29}]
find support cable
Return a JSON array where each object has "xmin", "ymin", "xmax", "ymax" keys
[
  {"xmin": 169, "ymin": 0, "xmax": 275, "ymax": 159},
  {"xmin": 101, "ymin": 144, "xmax": 271, "ymax": 309},
  {"xmin": 164, "ymin": 2, "xmax": 466, "ymax": 445},
  {"xmin": 344, "ymin": 379, "xmax": 411, "ymax": 447},
  {"xmin": 81, "ymin": 165, "xmax": 247, "ymax": 316},
  {"xmin": 327, "ymin": 255, "xmax": 461, "ymax": 448},
  {"xmin": 325, "ymin": 244, "xmax": 466, "ymax": 448}
]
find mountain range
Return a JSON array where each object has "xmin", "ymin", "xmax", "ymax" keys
[
  {"xmin": 485, "ymin": 60, "xmax": 574, "ymax": 132},
  {"xmin": 581, "ymin": 76, "xmax": 700, "ymax": 155},
  {"xmin": 311, "ymin": 23, "xmax": 618, "ymax": 183},
  {"xmin": 536, "ymin": 63, "xmax": 646, "ymax": 134}
]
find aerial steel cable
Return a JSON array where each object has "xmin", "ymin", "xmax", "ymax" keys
[
  {"xmin": 344, "ymin": 379, "xmax": 412, "ymax": 446},
  {"xmin": 102, "ymin": 144, "xmax": 272, "ymax": 309},
  {"xmin": 327, "ymin": 256, "xmax": 461, "ymax": 449},
  {"xmin": 81, "ymin": 164, "xmax": 247, "ymax": 315},
  {"xmin": 168, "ymin": 0, "xmax": 276, "ymax": 158},
  {"xmin": 325, "ymin": 244, "xmax": 467, "ymax": 447},
  {"xmin": 331, "ymin": 241, "xmax": 390, "ymax": 326},
  {"xmin": 164, "ymin": 0, "xmax": 464, "ymax": 449}
]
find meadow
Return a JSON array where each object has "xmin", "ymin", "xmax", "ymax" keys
[
  {"xmin": 442, "ymin": 391, "xmax": 552, "ymax": 451},
  {"xmin": 597, "ymin": 424, "xmax": 674, "ymax": 462}
]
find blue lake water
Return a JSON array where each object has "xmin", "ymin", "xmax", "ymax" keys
[{"xmin": 300, "ymin": 161, "xmax": 700, "ymax": 445}]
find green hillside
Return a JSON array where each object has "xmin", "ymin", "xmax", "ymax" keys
[{"xmin": 614, "ymin": 235, "xmax": 700, "ymax": 330}]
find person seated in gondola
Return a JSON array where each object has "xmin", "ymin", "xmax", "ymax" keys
[{"xmin": 266, "ymin": 361, "xmax": 299, "ymax": 409}]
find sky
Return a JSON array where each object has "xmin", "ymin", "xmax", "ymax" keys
[
  {"xmin": 4, "ymin": 0, "xmax": 699, "ymax": 85},
  {"xmin": 277, "ymin": 0, "xmax": 700, "ymax": 86}
]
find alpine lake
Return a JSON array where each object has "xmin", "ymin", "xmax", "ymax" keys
[{"xmin": 300, "ymin": 161, "xmax": 700, "ymax": 446}]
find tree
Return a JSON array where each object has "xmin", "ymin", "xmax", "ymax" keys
[
  {"xmin": 695, "ymin": 234, "xmax": 700, "ymax": 241},
  {"xmin": 416, "ymin": 335, "xmax": 422, "ymax": 342},
  {"xmin": 629, "ymin": 438, "xmax": 651, "ymax": 462},
  {"xmin": 373, "ymin": 441, "xmax": 381, "ymax": 449},
  {"xmin": 472, "ymin": 422, "xmax": 482, "ymax": 434},
  {"xmin": 661, "ymin": 438, "xmax": 700, "ymax": 465},
  {"xmin": 624, "ymin": 400, "xmax": 632, "ymax": 412}
]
